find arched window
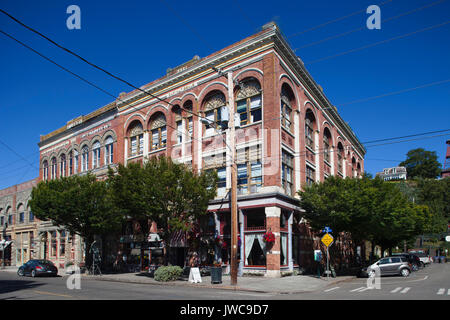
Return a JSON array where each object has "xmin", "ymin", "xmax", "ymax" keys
[
  {"xmin": 92, "ymin": 141, "xmax": 101, "ymax": 168},
  {"xmin": 203, "ymin": 91, "xmax": 227, "ymax": 137},
  {"xmin": 82, "ymin": 146, "xmax": 89, "ymax": 172},
  {"xmin": 68, "ymin": 151, "xmax": 73, "ymax": 175},
  {"xmin": 17, "ymin": 204, "xmax": 24, "ymax": 224},
  {"xmin": 305, "ymin": 110, "xmax": 315, "ymax": 149},
  {"xmin": 352, "ymin": 157, "xmax": 356, "ymax": 178},
  {"xmin": 236, "ymin": 79, "xmax": 262, "ymax": 126},
  {"xmin": 60, "ymin": 154, "xmax": 66, "ymax": 177},
  {"xmin": 105, "ymin": 136, "xmax": 114, "ymax": 165},
  {"xmin": 184, "ymin": 101, "xmax": 194, "ymax": 141},
  {"xmin": 281, "ymin": 85, "xmax": 294, "ymax": 131},
  {"xmin": 51, "ymin": 157, "xmax": 57, "ymax": 179},
  {"xmin": 337, "ymin": 142, "xmax": 344, "ymax": 174},
  {"xmin": 173, "ymin": 106, "xmax": 183, "ymax": 144},
  {"xmin": 149, "ymin": 113, "xmax": 167, "ymax": 151},
  {"xmin": 43, "ymin": 160, "xmax": 49, "ymax": 181},
  {"xmin": 323, "ymin": 128, "xmax": 332, "ymax": 163},
  {"xmin": 128, "ymin": 121, "xmax": 144, "ymax": 157}
]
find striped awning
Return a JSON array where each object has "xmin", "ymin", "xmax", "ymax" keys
[{"xmin": 170, "ymin": 230, "xmax": 187, "ymax": 248}]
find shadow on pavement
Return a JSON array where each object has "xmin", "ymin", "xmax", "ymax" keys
[{"xmin": 0, "ymin": 280, "xmax": 44, "ymax": 296}]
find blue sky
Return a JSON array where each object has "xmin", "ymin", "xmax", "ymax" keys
[{"xmin": 0, "ymin": 0, "xmax": 449, "ymax": 189}]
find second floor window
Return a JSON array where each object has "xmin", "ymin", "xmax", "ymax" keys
[
  {"xmin": 236, "ymin": 146, "xmax": 262, "ymax": 195},
  {"xmin": 81, "ymin": 146, "xmax": 89, "ymax": 172},
  {"xmin": 281, "ymin": 86, "xmax": 293, "ymax": 131},
  {"xmin": 43, "ymin": 161, "xmax": 48, "ymax": 181},
  {"xmin": 51, "ymin": 157, "xmax": 57, "ymax": 179},
  {"xmin": 323, "ymin": 134, "xmax": 330, "ymax": 163},
  {"xmin": 92, "ymin": 141, "xmax": 101, "ymax": 168},
  {"xmin": 306, "ymin": 165, "xmax": 315, "ymax": 186},
  {"xmin": 60, "ymin": 154, "xmax": 66, "ymax": 177},
  {"xmin": 282, "ymin": 151, "xmax": 293, "ymax": 196},
  {"xmin": 105, "ymin": 136, "xmax": 114, "ymax": 165}
]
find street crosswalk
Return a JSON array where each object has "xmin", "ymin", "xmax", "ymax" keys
[{"xmin": 323, "ymin": 286, "xmax": 450, "ymax": 296}]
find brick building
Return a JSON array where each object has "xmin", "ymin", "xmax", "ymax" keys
[
  {"xmin": 37, "ymin": 22, "xmax": 365, "ymax": 276},
  {"xmin": 0, "ymin": 179, "xmax": 39, "ymax": 266}
]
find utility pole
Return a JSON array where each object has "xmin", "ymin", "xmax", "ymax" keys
[{"xmin": 227, "ymin": 71, "xmax": 238, "ymax": 286}]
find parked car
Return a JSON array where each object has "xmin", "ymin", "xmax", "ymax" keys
[
  {"xmin": 359, "ymin": 256, "xmax": 411, "ymax": 278},
  {"xmin": 17, "ymin": 259, "xmax": 58, "ymax": 277},
  {"xmin": 409, "ymin": 251, "xmax": 432, "ymax": 266},
  {"xmin": 393, "ymin": 253, "xmax": 422, "ymax": 271}
]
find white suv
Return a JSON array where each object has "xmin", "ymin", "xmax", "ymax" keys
[{"xmin": 409, "ymin": 251, "xmax": 432, "ymax": 266}]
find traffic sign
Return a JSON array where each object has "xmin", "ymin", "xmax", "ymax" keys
[{"xmin": 321, "ymin": 233, "xmax": 334, "ymax": 247}]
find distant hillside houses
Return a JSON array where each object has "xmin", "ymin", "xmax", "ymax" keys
[{"xmin": 376, "ymin": 166, "xmax": 407, "ymax": 181}]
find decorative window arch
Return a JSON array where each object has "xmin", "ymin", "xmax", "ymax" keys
[
  {"xmin": 128, "ymin": 121, "xmax": 144, "ymax": 157},
  {"xmin": 149, "ymin": 113, "xmax": 167, "ymax": 151},
  {"xmin": 92, "ymin": 141, "xmax": 101, "ymax": 168},
  {"xmin": 81, "ymin": 145, "xmax": 89, "ymax": 172},
  {"xmin": 203, "ymin": 91, "xmax": 227, "ymax": 137},
  {"xmin": 105, "ymin": 136, "xmax": 114, "ymax": 165},
  {"xmin": 236, "ymin": 78, "xmax": 262, "ymax": 126}
]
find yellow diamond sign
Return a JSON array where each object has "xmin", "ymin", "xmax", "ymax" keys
[{"xmin": 321, "ymin": 233, "xmax": 334, "ymax": 247}]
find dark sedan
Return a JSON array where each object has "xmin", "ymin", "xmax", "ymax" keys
[{"xmin": 17, "ymin": 259, "xmax": 58, "ymax": 277}]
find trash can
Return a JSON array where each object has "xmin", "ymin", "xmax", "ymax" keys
[{"xmin": 210, "ymin": 266, "xmax": 222, "ymax": 284}]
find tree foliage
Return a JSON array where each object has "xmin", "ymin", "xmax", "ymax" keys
[
  {"xmin": 108, "ymin": 156, "xmax": 218, "ymax": 243},
  {"xmin": 29, "ymin": 174, "xmax": 124, "ymax": 266},
  {"xmin": 298, "ymin": 175, "xmax": 435, "ymax": 255},
  {"xmin": 399, "ymin": 148, "xmax": 442, "ymax": 179}
]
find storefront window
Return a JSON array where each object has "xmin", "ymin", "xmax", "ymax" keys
[
  {"xmin": 59, "ymin": 230, "xmax": 66, "ymax": 257},
  {"xmin": 51, "ymin": 231, "xmax": 57, "ymax": 257},
  {"xmin": 280, "ymin": 233, "xmax": 288, "ymax": 266},
  {"xmin": 244, "ymin": 233, "xmax": 266, "ymax": 266}
]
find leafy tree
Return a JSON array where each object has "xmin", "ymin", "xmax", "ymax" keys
[
  {"xmin": 399, "ymin": 148, "xmax": 442, "ymax": 179},
  {"xmin": 299, "ymin": 175, "xmax": 435, "ymax": 260},
  {"xmin": 108, "ymin": 156, "xmax": 218, "ymax": 263},
  {"xmin": 29, "ymin": 174, "xmax": 124, "ymax": 267}
]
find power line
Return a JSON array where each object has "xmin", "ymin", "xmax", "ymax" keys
[
  {"xmin": 306, "ymin": 19, "xmax": 450, "ymax": 64},
  {"xmin": 287, "ymin": 0, "xmax": 394, "ymax": 39},
  {"xmin": 337, "ymin": 79, "xmax": 450, "ymax": 107},
  {"xmin": 293, "ymin": 0, "xmax": 447, "ymax": 51},
  {"xmin": 0, "ymin": 29, "xmax": 117, "ymax": 100}
]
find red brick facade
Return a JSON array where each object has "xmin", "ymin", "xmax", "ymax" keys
[{"xmin": 36, "ymin": 22, "xmax": 365, "ymax": 275}]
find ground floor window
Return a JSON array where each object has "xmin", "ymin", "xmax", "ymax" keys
[
  {"xmin": 244, "ymin": 233, "xmax": 266, "ymax": 266},
  {"xmin": 280, "ymin": 233, "xmax": 288, "ymax": 266}
]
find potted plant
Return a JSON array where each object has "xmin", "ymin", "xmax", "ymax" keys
[
  {"xmin": 263, "ymin": 231, "xmax": 275, "ymax": 244},
  {"xmin": 211, "ymin": 260, "xmax": 222, "ymax": 284}
]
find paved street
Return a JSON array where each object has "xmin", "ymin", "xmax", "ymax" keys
[{"xmin": 0, "ymin": 263, "xmax": 449, "ymax": 300}]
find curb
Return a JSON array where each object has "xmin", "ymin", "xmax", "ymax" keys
[{"xmin": 79, "ymin": 274, "xmax": 356, "ymax": 295}]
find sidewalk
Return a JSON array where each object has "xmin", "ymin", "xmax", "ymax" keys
[
  {"xmin": 1, "ymin": 265, "xmax": 355, "ymax": 294},
  {"xmin": 80, "ymin": 271, "xmax": 355, "ymax": 294}
]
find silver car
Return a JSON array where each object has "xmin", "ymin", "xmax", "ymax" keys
[{"xmin": 365, "ymin": 256, "xmax": 411, "ymax": 277}]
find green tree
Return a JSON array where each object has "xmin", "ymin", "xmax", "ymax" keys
[
  {"xmin": 108, "ymin": 156, "xmax": 218, "ymax": 264},
  {"xmin": 399, "ymin": 148, "xmax": 442, "ymax": 179},
  {"xmin": 29, "ymin": 174, "xmax": 124, "ymax": 268}
]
